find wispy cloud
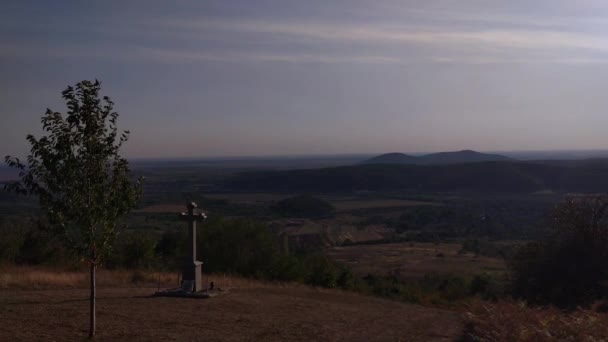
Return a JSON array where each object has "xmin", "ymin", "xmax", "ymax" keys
[
  {"xmin": 4, "ymin": 4, "xmax": 608, "ymax": 66},
  {"xmin": 163, "ymin": 18, "xmax": 608, "ymax": 53},
  {"xmin": 355, "ymin": 3, "xmax": 608, "ymax": 30},
  {"xmin": 0, "ymin": 42, "xmax": 404, "ymax": 65},
  {"xmin": 5, "ymin": 40, "xmax": 608, "ymax": 66},
  {"xmin": 136, "ymin": 47, "xmax": 403, "ymax": 65}
]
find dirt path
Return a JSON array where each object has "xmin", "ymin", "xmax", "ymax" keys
[{"xmin": 0, "ymin": 285, "xmax": 463, "ymax": 341}]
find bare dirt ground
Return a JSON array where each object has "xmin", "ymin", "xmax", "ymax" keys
[{"xmin": 0, "ymin": 280, "xmax": 463, "ymax": 341}]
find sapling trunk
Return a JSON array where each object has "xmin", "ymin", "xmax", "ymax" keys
[{"xmin": 89, "ymin": 262, "xmax": 96, "ymax": 338}]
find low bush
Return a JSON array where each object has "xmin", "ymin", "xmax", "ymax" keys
[
  {"xmin": 0, "ymin": 214, "xmax": 355, "ymax": 291},
  {"xmin": 357, "ymin": 273, "xmax": 501, "ymax": 305},
  {"xmin": 459, "ymin": 239, "xmax": 517, "ymax": 259}
]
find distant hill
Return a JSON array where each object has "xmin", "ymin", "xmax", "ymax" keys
[
  {"xmin": 418, "ymin": 150, "xmax": 512, "ymax": 165},
  {"xmin": 362, "ymin": 150, "xmax": 511, "ymax": 165},
  {"xmin": 0, "ymin": 166, "xmax": 18, "ymax": 183},
  {"xmin": 226, "ymin": 160, "xmax": 608, "ymax": 193},
  {"xmin": 361, "ymin": 153, "xmax": 419, "ymax": 165}
]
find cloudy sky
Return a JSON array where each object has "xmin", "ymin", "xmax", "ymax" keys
[{"xmin": 2, "ymin": 0, "xmax": 608, "ymax": 158}]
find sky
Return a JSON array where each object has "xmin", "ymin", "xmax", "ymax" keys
[{"xmin": 2, "ymin": 0, "xmax": 608, "ymax": 158}]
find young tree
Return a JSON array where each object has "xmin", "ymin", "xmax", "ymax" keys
[{"xmin": 4, "ymin": 80, "xmax": 143, "ymax": 338}]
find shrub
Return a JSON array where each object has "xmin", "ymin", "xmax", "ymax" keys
[
  {"xmin": 268, "ymin": 255, "xmax": 302, "ymax": 282},
  {"xmin": 460, "ymin": 239, "xmax": 517, "ymax": 259},
  {"xmin": 304, "ymin": 254, "xmax": 339, "ymax": 288},
  {"xmin": 15, "ymin": 223, "xmax": 67, "ymax": 265},
  {"xmin": 510, "ymin": 195, "xmax": 608, "ymax": 308},
  {"xmin": 336, "ymin": 265, "xmax": 355, "ymax": 289},
  {"xmin": 154, "ymin": 230, "xmax": 186, "ymax": 270},
  {"xmin": 462, "ymin": 300, "xmax": 608, "ymax": 341},
  {"xmin": 360, "ymin": 274, "xmax": 426, "ymax": 303},
  {"xmin": 198, "ymin": 217, "xmax": 279, "ymax": 277},
  {"xmin": 0, "ymin": 220, "xmax": 25, "ymax": 263},
  {"xmin": 107, "ymin": 233, "xmax": 157, "ymax": 269},
  {"xmin": 430, "ymin": 274, "xmax": 469, "ymax": 301}
]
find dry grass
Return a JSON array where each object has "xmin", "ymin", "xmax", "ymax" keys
[
  {"xmin": 0, "ymin": 267, "xmax": 463, "ymax": 341},
  {"xmin": 0, "ymin": 265, "xmax": 322, "ymax": 292},
  {"xmin": 327, "ymin": 242, "xmax": 506, "ymax": 280},
  {"xmin": 0, "ymin": 265, "xmax": 180, "ymax": 290},
  {"xmin": 462, "ymin": 300, "xmax": 608, "ymax": 341}
]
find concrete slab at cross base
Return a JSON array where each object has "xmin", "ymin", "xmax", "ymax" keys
[
  {"xmin": 153, "ymin": 290, "xmax": 209, "ymax": 299},
  {"xmin": 153, "ymin": 288, "xmax": 225, "ymax": 299}
]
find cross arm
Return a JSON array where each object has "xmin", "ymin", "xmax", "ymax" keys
[{"xmin": 179, "ymin": 212, "xmax": 207, "ymax": 222}]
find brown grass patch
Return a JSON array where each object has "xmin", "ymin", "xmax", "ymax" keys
[
  {"xmin": 0, "ymin": 265, "xmax": 181, "ymax": 290},
  {"xmin": 0, "ymin": 265, "xmax": 313, "ymax": 292},
  {"xmin": 327, "ymin": 242, "xmax": 506, "ymax": 280},
  {"xmin": 0, "ymin": 279, "xmax": 463, "ymax": 341},
  {"xmin": 462, "ymin": 300, "xmax": 608, "ymax": 341}
]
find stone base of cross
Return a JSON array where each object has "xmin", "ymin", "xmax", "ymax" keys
[
  {"xmin": 179, "ymin": 202, "xmax": 207, "ymax": 292},
  {"xmin": 181, "ymin": 261, "xmax": 203, "ymax": 292}
]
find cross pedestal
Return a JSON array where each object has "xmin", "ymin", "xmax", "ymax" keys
[{"xmin": 179, "ymin": 202, "xmax": 207, "ymax": 292}]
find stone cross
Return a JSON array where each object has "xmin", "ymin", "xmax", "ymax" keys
[{"xmin": 179, "ymin": 202, "xmax": 207, "ymax": 292}]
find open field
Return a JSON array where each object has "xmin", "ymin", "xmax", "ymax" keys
[
  {"xmin": 137, "ymin": 193, "xmax": 439, "ymax": 214},
  {"xmin": 330, "ymin": 199, "xmax": 439, "ymax": 211},
  {"xmin": 0, "ymin": 268, "xmax": 463, "ymax": 341},
  {"xmin": 204, "ymin": 192, "xmax": 292, "ymax": 203},
  {"xmin": 200, "ymin": 193, "xmax": 439, "ymax": 210},
  {"xmin": 326, "ymin": 242, "xmax": 506, "ymax": 279}
]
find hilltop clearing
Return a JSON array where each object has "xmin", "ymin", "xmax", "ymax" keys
[{"xmin": 0, "ymin": 269, "xmax": 462, "ymax": 341}]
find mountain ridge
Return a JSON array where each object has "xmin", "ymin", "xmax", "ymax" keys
[{"xmin": 362, "ymin": 150, "xmax": 512, "ymax": 165}]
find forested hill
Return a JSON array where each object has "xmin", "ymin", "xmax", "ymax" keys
[
  {"xmin": 362, "ymin": 150, "xmax": 512, "ymax": 165},
  {"xmin": 362, "ymin": 153, "xmax": 420, "ymax": 165},
  {"xmin": 418, "ymin": 150, "xmax": 512, "ymax": 164},
  {"xmin": 225, "ymin": 160, "xmax": 608, "ymax": 193}
]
